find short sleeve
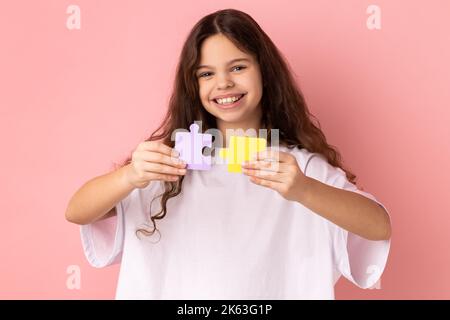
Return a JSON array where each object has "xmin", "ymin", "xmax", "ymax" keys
[
  {"xmin": 304, "ymin": 153, "xmax": 391, "ymax": 289},
  {"xmin": 80, "ymin": 196, "xmax": 129, "ymax": 268}
]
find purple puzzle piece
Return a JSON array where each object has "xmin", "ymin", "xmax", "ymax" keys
[{"xmin": 174, "ymin": 123, "xmax": 212, "ymax": 170}]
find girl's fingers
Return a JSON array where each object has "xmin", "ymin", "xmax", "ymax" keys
[
  {"xmin": 140, "ymin": 140, "xmax": 179, "ymax": 158},
  {"xmin": 143, "ymin": 162, "xmax": 187, "ymax": 176},
  {"xmin": 140, "ymin": 151, "xmax": 187, "ymax": 168},
  {"xmin": 148, "ymin": 172, "xmax": 181, "ymax": 182},
  {"xmin": 248, "ymin": 175, "xmax": 284, "ymax": 191},
  {"xmin": 242, "ymin": 167, "xmax": 285, "ymax": 183},
  {"xmin": 241, "ymin": 160, "xmax": 289, "ymax": 173},
  {"xmin": 252, "ymin": 149, "xmax": 293, "ymax": 164}
]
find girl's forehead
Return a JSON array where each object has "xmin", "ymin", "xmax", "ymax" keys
[{"xmin": 200, "ymin": 35, "xmax": 250, "ymax": 59}]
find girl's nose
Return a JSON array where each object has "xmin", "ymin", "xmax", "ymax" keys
[{"xmin": 217, "ymin": 75, "xmax": 234, "ymax": 89}]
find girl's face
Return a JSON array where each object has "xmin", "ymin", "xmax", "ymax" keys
[{"xmin": 196, "ymin": 34, "xmax": 263, "ymax": 131}]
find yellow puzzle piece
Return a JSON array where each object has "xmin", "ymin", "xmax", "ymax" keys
[{"xmin": 219, "ymin": 136, "xmax": 267, "ymax": 173}]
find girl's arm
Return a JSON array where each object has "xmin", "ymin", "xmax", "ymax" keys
[
  {"xmin": 65, "ymin": 164, "xmax": 136, "ymax": 225},
  {"xmin": 65, "ymin": 141, "xmax": 186, "ymax": 225},
  {"xmin": 242, "ymin": 150, "xmax": 391, "ymax": 241},
  {"xmin": 296, "ymin": 177, "xmax": 391, "ymax": 241}
]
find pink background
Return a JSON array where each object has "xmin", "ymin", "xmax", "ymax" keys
[{"xmin": 1, "ymin": 0, "xmax": 449, "ymax": 299}]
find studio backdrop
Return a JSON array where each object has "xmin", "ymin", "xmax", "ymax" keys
[{"xmin": 0, "ymin": 0, "xmax": 449, "ymax": 299}]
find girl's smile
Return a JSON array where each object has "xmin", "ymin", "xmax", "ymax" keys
[{"xmin": 212, "ymin": 93, "xmax": 247, "ymax": 110}]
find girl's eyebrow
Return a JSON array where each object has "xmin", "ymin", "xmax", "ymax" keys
[{"xmin": 196, "ymin": 58, "xmax": 251, "ymax": 70}]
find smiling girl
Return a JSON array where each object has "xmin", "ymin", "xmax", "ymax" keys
[{"xmin": 66, "ymin": 8, "xmax": 391, "ymax": 299}]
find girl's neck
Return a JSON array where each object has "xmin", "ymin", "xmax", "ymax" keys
[{"xmin": 217, "ymin": 120, "xmax": 263, "ymax": 148}]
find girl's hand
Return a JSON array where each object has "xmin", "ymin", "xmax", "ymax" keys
[
  {"xmin": 125, "ymin": 141, "xmax": 187, "ymax": 189},
  {"xmin": 241, "ymin": 149, "xmax": 311, "ymax": 202}
]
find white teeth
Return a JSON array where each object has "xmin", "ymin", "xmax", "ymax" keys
[{"xmin": 215, "ymin": 95, "xmax": 242, "ymax": 105}]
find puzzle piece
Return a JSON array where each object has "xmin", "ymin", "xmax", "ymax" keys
[
  {"xmin": 219, "ymin": 136, "xmax": 267, "ymax": 173},
  {"xmin": 174, "ymin": 123, "xmax": 212, "ymax": 170}
]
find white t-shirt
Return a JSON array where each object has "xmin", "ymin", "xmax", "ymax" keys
[{"xmin": 80, "ymin": 146, "xmax": 390, "ymax": 299}]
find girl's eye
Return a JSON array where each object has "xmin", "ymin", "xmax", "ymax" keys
[
  {"xmin": 232, "ymin": 65, "xmax": 246, "ymax": 72},
  {"xmin": 198, "ymin": 66, "xmax": 247, "ymax": 78}
]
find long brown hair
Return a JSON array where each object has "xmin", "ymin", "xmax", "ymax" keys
[{"xmin": 116, "ymin": 8, "xmax": 357, "ymax": 238}]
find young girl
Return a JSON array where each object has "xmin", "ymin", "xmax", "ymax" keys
[{"xmin": 66, "ymin": 8, "xmax": 391, "ymax": 299}]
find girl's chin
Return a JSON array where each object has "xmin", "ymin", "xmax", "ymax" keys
[
  {"xmin": 215, "ymin": 114, "xmax": 243, "ymax": 124},
  {"xmin": 206, "ymin": 107, "xmax": 245, "ymax": 123}
]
